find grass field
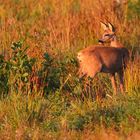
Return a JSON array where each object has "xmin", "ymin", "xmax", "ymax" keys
[{"xmin": 0, "ymin": 0, "xmax": 140, "ymax": 139}]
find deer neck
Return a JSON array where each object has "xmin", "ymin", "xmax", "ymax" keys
[{"xmin": 110, "ymin": 36, "xmax": 123, "ymax": 48}]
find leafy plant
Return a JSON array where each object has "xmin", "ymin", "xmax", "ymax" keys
[
  {"xmin": 9, "ymin": 41, "xmax": 36, "ymax": 92},
  {"xmin": 0, "ymin": 55, "xmax": 9, "ymax": 95}
]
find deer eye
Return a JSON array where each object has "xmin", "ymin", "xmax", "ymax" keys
[{"xmin": 104, "ymin": 34, "xmax": 110, "ymax": 37}]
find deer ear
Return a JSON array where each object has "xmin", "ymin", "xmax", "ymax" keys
[
  {"xmin": 100, "ymin": 22, "xmax": 108, "ymax": 31},
  {"xmin": 108, "ymin": 22, "xmax": 115, "ymax": 32}
]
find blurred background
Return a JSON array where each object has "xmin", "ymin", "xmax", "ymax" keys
[{"xmin": 0, "ymin": 0, "xmax": 140, "ymax": 59}]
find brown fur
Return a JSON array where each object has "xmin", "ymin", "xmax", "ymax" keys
[{"xmin": 77, "ymin": 22, "xmax": 129, "ymax": 94}]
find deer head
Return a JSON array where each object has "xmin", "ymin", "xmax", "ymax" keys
[{"xmin": 98, "ymin": 22, "xmax": 116, "ymax": 44}]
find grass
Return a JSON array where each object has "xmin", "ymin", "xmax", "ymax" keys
[
  {"xmin": 0, "ymin": 91, "xmax": 140, "ymax": 139},
  {"xmin": 0, "ymin": 0, "xmax": 140, "ymax": 139}
]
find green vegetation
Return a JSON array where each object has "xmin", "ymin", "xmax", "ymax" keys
[{"xmin": 0, "ymin": 0, "xmax": 140, "ymax": 139}]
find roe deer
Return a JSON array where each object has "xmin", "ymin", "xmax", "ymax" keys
[{"xmin": 77, "ymin": 22, "xmax": 129, "ymax": 95}]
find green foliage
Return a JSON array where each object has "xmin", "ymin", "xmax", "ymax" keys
[
  {"xmin": 68, "ymin": 115, "xmax": 85, "ymax": 130},
  {"xmin": 9, "ymin": 41, "xmax": 36, "ymax": 92},
  {"xmin": 0, "ymin": 71, "xmax": 140, "ymax": 138},
  {"xmin": 70, "ymin": 0, "xmax": 81, "ymax": 13},
  {"xmin": 127, "ymin": 0, "xmax": 140, "ymax": 19},
  {"xmin": 38, "ymin": 52, "xmax": 78, "ymax": 94},
  {"xmin": 43, "ymin": 120, "xmax": 59, "ymax": 132},
  {"xmin": 0, "ymin": 55, "xmax": 9, "ymax": 94},
  {"xmin": 39, "ymin": 53, "xmax": 61, "ymax": 93},
  {"xmin": 67, "ymin": 95, "xmax": 140, "ymax": 133},
  {"xmin": 0, "ymin": 41, "xmax": 36, "ymax": 95}
]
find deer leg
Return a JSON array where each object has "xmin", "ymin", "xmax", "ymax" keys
[
  {"xmin": 85, "ymin": 77, "xmax": 91, "ymax": 98},
  {"xmin": 110, "ymin": 73, "xmax": 117, "ymax": 95},
  {"xmin": 84, "ymin": 72, "xmax": 97, "ymax": 99},
  {"xmin": 118, "ymin": 70, "xmax": 124, "ymax": 94}
]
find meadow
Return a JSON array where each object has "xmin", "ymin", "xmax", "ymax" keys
[{"xmin": 0, "ymin": 0, "xmax": 140, "ymax": 139}]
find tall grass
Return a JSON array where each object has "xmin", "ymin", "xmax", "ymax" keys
[{"xmin": 0, "ymin": 0, "xmax": 140, "ymax": 139}]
